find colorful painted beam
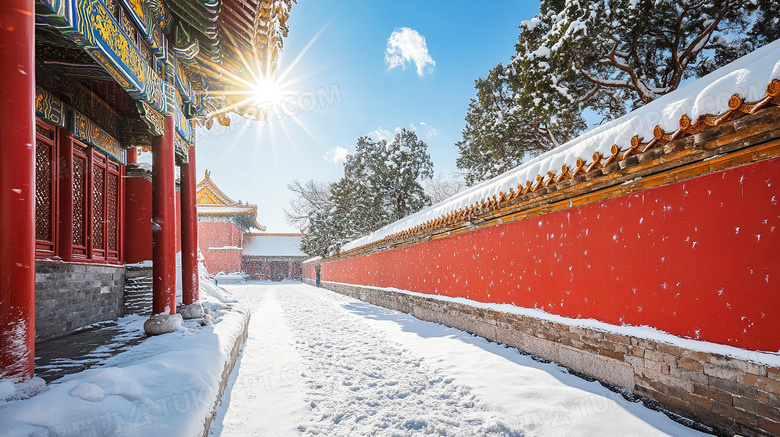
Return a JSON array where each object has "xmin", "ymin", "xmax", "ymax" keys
[
  {"xmin": 36, "ymin": 0, "xmax": 168, "ymax": 114},
  {"xmin": 35, "ymin": 86, "xmax": 66, "ymax": 128},
  {"xmin": 175, "ymin": 131, "xmax": 191, "ymax": 162},
  {"xmin": 38, "ymin": 85, "xmax": 126, "ymax": 163},
  {"xmin": 137, "ymin": 101, "xmax": 165, "ymax": 136},
  {"xmin": 73, "ymin": 110, "xmax": 125, "ymax": 163}
]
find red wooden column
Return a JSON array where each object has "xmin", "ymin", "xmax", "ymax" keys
[
  {"xmin": 178, "ymin": 145, "xmax": 202, "ymax": 318},
  {"xmin": 144, "ymin": 116, "xmax": 181, "ymax": 334},
  {"xmin": 58, "ymin": 130, "xmax": 74, "ymax": 262},
  {"xmin": 0, "ymin": 0, "xmax": 36, "ymax": 381},
  {"xmin": 126, "ymin": 147, "xmax": 138, "ymax": 164}
]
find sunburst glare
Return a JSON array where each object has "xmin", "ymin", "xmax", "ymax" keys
[{"xmin": 252, "ymin": 78, "xmax": 285, "ymax": 108}]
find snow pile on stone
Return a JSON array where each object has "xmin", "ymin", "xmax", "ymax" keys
[
  {"xmin": 343, "ymin": 39, "xmax": 780, "ymax": 251},
  {"xmin": 0, "ymin": 274, "xmax": 247, "ymax": 436},
  {"xmin": 212, "ymin": 272, "xmax": 249, "ymax": 284}
]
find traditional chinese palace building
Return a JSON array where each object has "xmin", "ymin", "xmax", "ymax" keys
[
  {"xmin": 0, "ymin": 0, "xmax": 295, "ymax": 382},
  {"xmin": 197, "ymin": 171, "xmax": 306, "ymax": 280}
]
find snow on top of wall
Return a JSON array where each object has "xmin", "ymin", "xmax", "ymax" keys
[
  {"xmin": 133, "ymin": 161, "xmax": 152, "ymax": 172},
  {"xmin": 303, "ymin": 256, "xmax": 322, "ymax": 264},
  {"xmin": 209, "ymin": 246, "xmax": 242, "ymax": 251},
  {"xmin": 125, "ymin": 260, "xmax": 153, "ymax": 268},
  {"xmin": 343, "ymin": 39, "xmax": 780, "ymax": 252},
  {"xmin": 243, "ymin": 234, "xmax": 306, "ymax": 257},
  {"xmin": 198, "ymin": 205, "xmax": 256, "ymax": 214}
]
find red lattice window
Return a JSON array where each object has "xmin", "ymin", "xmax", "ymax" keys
[
  {"xmin": 89, "ymin": 150, "xmax": 122, "ymax": 262},
  {"xmin": 35, "ymin": 120, "xmax": 58, "ymax": 257},
  {"xmin": 32, "ymin": 120, "xmax": 125, "ymax": 264},
  {"xmin": 106, "ymin": 163, "xmax": 121, "ymax": 260},
  {"xmin": 72, "ymin": 141, "xmax": 89, "ymax": 258},
  {"xmin": 91, "ymin": 152, "xmax": 107, "ymax": 260}
]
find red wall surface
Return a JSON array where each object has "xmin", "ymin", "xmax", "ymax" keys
[
  {"xmin": 303, "ymin": 264, "xmax": 315, "ymax": 280},
  {"xmin": 198, "ymin": 221, "xmax": 244, "ymax": 274},
  {"xmin": 124, "ymin": 176, "xmax": 153, "ymax": 263},
  {"xmin": 319, "ymin": 158, "xmax": 780, "ymax": 352}
]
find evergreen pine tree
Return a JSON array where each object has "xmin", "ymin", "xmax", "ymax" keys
[
  {"xmin": 457, "ymin": 0, "xmax": 778, "ymax": 185},
  {"xmin": 293, "ymin": 129, "xmax": 434, "ymax": 256}
]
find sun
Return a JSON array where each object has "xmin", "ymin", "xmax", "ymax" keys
[{"xmin": 252, "ymin": 78, "xmax": 285, "ymax": 107}]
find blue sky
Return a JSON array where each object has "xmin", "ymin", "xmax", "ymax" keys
[{"xmin": 192, "ymin": 0, "xmax": 540, "ymax": 232}]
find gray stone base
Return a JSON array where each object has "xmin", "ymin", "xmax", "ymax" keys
[
  {"xmin": 318, "ymin": 280, "xmax": 780, "ymax": 437},
  {"xmin": 143, "ymin": 313, "xmax": 183, "ymax": 335}
]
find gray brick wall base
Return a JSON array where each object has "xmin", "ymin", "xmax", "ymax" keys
[
  {"xmin": 318, "ymin": 281, "xmax": 780, "ymax": 437},
  {"xmin": 35, "ymin": 263, "xmax": 125, "ymax": 342}
]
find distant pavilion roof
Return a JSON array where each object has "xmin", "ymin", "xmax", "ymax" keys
[{"xmin": 197, "ymin": 170, "xmax": 266, "ymax": 231}]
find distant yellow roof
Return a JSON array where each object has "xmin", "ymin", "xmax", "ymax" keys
[{"xmin": 196, "ymin": 170, "xmax": 266, "ymax": 231}]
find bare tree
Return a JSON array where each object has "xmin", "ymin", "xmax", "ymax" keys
[
  {"xmin": 284, "ymin": 180, "xmax": 334, "ymax": 232},
  {"xmin": 424, "ymin": 173, "xmax": 466, "ymax": 204}
]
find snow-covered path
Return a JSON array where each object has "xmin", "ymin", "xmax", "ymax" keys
[{"xmin": 211, "ymin": 282, "xmax": 709, "ymax": 437}]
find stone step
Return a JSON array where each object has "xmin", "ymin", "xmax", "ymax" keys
[{"xmin": 124, "ymin": 267, "xmax": 153, "ymax": 316}]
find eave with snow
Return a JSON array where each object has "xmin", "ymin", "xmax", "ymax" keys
[{"xmin": 242, "ymin": 233, "xmax": 307, "ymax": 280}]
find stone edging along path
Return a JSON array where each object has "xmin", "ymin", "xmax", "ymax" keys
[{"xmin": 310, "ymin": 280, "xmax": 780, "ymax": 437}]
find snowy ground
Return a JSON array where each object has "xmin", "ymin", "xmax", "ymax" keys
[
  {"xmin": 211, "ymin": 282, "xmax": 710, "ymax": 437},
  {"xmin": 0, "ymin": 266, "xmax": 249, "ymax": 437}
]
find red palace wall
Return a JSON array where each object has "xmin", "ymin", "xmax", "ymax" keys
[
  {"xmin": 198, "ymin": 221, "xmax": 244, "ymax": 274},
  {"xmin": 303, "ymin": 264, "xmax": 316, "ymax": 281},
  {"xmin": 316, "ymin": 158, "xmax": 780, "ymax": 352}
]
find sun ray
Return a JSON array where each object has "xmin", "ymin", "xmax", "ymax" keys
[
  {"xmin": 205, "ymin": 95, "xmax": 257, "ymax": 118},
  {"xmin": 280, "ymin": 117, "xmax": 306, "ymax": 162},
  {"xmin": 199, "ymin": 16, "xmax": 338, "ymax": 145},
  {"xmin": 286, "ymin": 112, "xmax": 319, "ymax": 146},
  {"xmin": 277, "ymin": 20, "xmax": 331, "ymax": 84}
]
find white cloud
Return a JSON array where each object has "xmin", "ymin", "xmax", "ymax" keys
[
  {"xmin": 367, "ymin": 126, "xmax": 396, "ymax": 142},
  {"xmin": 369, "ymin": 123, "xmax": 438, "ymax": 144},
  {"xmin": 407, "ymin": 122, "xmax": 439, "ymax": 140},
  {"xmin": 324, "ymin": 146, "xmax": 349, "ymax": 164},
  {"xmin": 419, "ymin": 121, "xmax": 439, "ymax": 139},
  {"xmin": 385, "ymin": 28, "xmax": 435, "ymax": 77}
]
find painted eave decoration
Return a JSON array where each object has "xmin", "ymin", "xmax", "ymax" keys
[
  {"xmin": 35, "ymin": 0, "xmax": 295, "ymax": 136},
  {"xmin": 339, "ymin": 39, "xmax": 780, "ymax": 256}
]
